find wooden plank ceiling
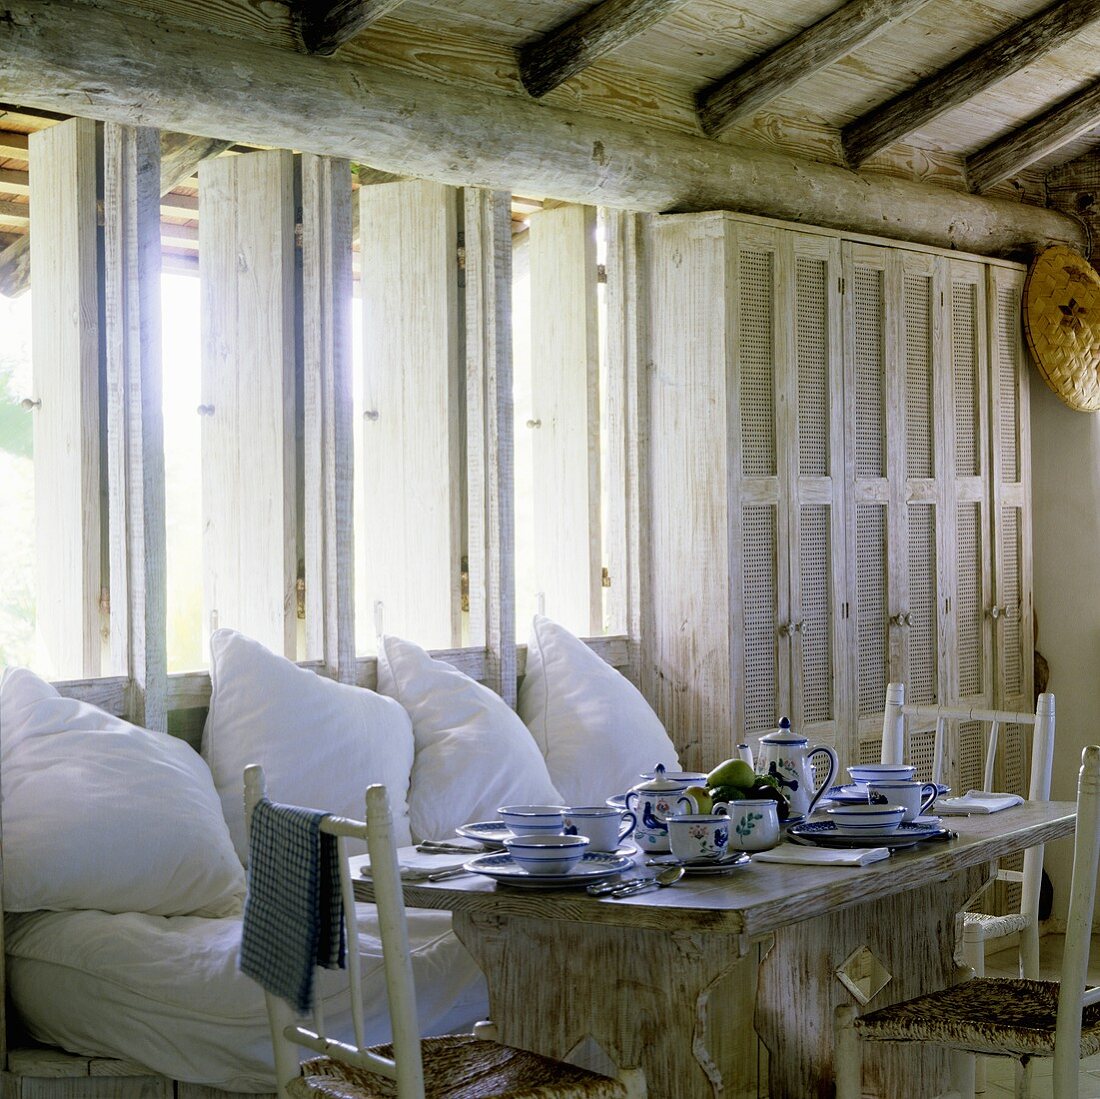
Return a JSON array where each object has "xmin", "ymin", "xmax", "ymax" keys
[{"xmin": 5, "ymin": 0, "xmax": 1100, "ymax": 291}]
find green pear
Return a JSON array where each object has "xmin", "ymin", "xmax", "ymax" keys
[
  {"xmin": 682, "ymin": 785, "xmax": 713, "ymax": 814},
  {"xmin": 706, "ymin": 758, "xmax": 756, "ymax": 790}
]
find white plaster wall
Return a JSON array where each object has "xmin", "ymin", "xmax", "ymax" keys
[{"xmin": 1030, "ymin": 372, "xmax": 1100, "ymax": 923}]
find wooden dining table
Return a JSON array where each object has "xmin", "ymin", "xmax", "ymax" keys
[{"xmin": 355, "ymin": 801, "xmax": 1075, "ymax": 1099}]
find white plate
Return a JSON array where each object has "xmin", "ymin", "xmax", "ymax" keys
[
  {"xmin": 455, "ymin": 821, "xmax": 511, "ymax": 849},
  {"xmin": 463, "ymin": 851, "xmax": 634, "ymax": 888},
  {"xmin": 789, "ymin": 820, "xmax": 944, "ymax": 848}
]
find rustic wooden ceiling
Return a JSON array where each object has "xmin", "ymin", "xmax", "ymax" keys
[{"xmin": 5, "ymin": 0, "xmax": 1100, "ymax": 290}]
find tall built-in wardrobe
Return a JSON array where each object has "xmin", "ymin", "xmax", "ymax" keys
[{"xmin": 641, "ymin": 212, "xmax": 1033, "ymax": 798}]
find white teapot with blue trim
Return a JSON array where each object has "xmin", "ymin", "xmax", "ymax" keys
[{"xmin": 755, "ymin": 717, "xmax": 838, "ymax": 818}]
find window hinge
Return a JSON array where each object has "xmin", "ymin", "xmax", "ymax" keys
[
  {"xmin": 601, "ymin": 566, "xmax": 612, "ymax": 588},
  {"xmin": 461, "ymin": 555, "xmax": 470, "ymax": 613},
  {"xmin": 296, "ymin": 560, "xmax": 306, "ymax": 620},
  {"xmin": 597, "ymin": 263, "xmax": 608, "ymax": 284},
  {"xmin": 838, "ymin": 276, "xmax": 845, "ymax": 294}
]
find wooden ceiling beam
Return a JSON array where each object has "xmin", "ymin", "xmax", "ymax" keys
[
  {"xmin": 697, "ymin": 0, "xmax": 933, "ymax": 138},
  {"xmin": 0, "ymin": 198, "xmax": 28, "ymax": 224},
  {"xmin": 0, "ymin": 167, "xmax": 29, "ymax": 194},
  {"xmin": 0, "ymin": 0, "xmax": 1084, "ymax": 258},
  {"xmin": 843, "ymin": 0, "xmax": 1100, "ymax": 167},
  {"xmin": 967, "ymin": 77, "xmax": 1100, "ymax": 192},
  {"xmin": 0, "ymin": 231, "xmax": 30, "ymax": 296},
  {"xmin": 519, "ymin": 0, "xmax": 690, "ymax": 99},
  {"xmin": 292, "ymin": 0, "xmax": 406, "ymax": 56}
]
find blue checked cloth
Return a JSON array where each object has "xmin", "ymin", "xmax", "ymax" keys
[{"xmin": 240, "ymin": 798, "xmax": 346, "ymax": 1014}]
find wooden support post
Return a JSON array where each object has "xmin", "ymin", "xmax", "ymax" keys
[
  {"xmin": 359, "ymin": 179, "xmax": 463, "ymax": 650},
  {"xmin": 601, "ymin": 209, "xmax": 647, "ymax": 673},
  {"xmin": 528, "ymin": 204, "xmax": 602, "ymax": 636},
  {"xmin": 104, "ymin": 123, "xmax": 168, "ymax": 730},
  {"xmin": 29, "ymin": 117, "xmax": 101, "ymax": 679},
  {"xmin": 519, "ymin": 0, "xmax": 690, "ymax": 98},
  {"xmin": 301, "ymin": 154, "xmax": 356, "ymax": 683},
  {"xmin": 464, "ymin": 188, "xmax": 517, "ymax": 703},
  {"xmin": 199, "ymin": 151, "xmax": 298, "ymax": 657}
]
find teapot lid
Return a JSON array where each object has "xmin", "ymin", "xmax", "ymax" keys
[
  {"xmin": 758, "ymin": 717, "xmax": 807, "ymax": 745},
  {"xmin": 630, "ymin": 763, "xmax": 684, "ymax": 792}
]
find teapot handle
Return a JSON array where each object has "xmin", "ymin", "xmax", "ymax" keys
[{"xmin": 805, "ymin": 745, "xmax": 839, "ymax": 816}]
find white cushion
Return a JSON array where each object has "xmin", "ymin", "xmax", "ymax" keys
[
  {"xmin": 518, "ymin": 615, "xmax": 681, "ymax": 805},
  {"xmin": 0, "ymin": 667, "xmax": 245, "ymax": 917},
  {"xmin": 202, "ymin": 629, "xmax": 414, "ymax": 861},
  {"xmin": 377, "ymin": 634, "xmax": 563, "ymax": 841}
]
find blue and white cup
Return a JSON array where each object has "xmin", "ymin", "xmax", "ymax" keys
[
  {"xmin": 563, "ymin": 806, "xmax": 636, "ymax": 852},
  {"xmin": 667, "ymin": 812, "xmax": 731, "ymax": 862},
  {"xmin": 867, "ymin": 780, "xmax": 938, "ymax": 821},
  {"xmin": 497, "ymin": 805, "xmax": 567, "ymax": 836}
]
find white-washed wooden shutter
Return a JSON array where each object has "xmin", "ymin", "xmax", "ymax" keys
[
  {"xmin": 528, "ymin": 204, "xmax": 601, "ymax": 637},
  {"xmin": 30, "ymin": 118, "xmax": 102, "ymax": 679},
  {"xmin": 786, "ymin": 233, "xmax": 845, "ymax": 753},
  {"xmin": 643, "ymin": 213, "xmax": 736, "ymax": 770},
  {"xmin": 844, "ymin": 243, "xmax": 891, "ymax": 754},
  {"xmin": 359, "ymin": 180, "xmax": 462, "ymax": 650},
  {"xmin": 199, "ymin": 150, "xmax": 297, "ymax": 658},
  {"xmin": 732, "ymin": 225, "xmax": 784, "ymax": 740}
]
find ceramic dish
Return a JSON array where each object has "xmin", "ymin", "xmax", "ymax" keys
[
  {"xmin": 644, "ymin": 851, "xmax": 751, "ymax": 876},
  {"xmin": 788, "ymin": 820, "xmax": 945, "ymax": 849},
  {"xmin": 462, "ymin": 850, "xmax": 633, "ymax": 888},
  {"xmin": 823, "ymin": 783, "xmax": 949, "ymax": 804},
  {"xmin": 605, "ymin": 793, "xmax": 628, "ymax": 810},
  {"xmin": 455, "ymin": 821, "xmax": 511, "ymax": 849}
]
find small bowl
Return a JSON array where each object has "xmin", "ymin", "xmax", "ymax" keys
[
  {"xmin": 503, "ymin": 833, "xmax": 589, "ymax": 875},
  {"xmin": 825, "ymin": 804, "xmax": 906, "ymax": 835},
  {"xmin": 497, "ymin": 805, "xmax": 567, "ymax": 836},
  {"xmin": 847, "ymin": 764, "xmax": 916, "ymax": 787}
]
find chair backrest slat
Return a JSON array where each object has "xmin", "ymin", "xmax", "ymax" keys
[{"xmin": 1054, "ymin": 745, "xmax": 1100, "ymax": 1096}]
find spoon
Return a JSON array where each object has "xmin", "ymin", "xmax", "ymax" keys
[{"xmin": 608, "ymin": 865, "xmax": 685, "ymax": 898}]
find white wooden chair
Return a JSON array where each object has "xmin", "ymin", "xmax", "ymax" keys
[
  {"xmin": 881, "ymin": 685, "xmax": 1056, "ymax": 1092},
  {"xmin": 241, "ymin": 765, "xmax": 633, "ymax": 1099},
  {"xmin": 835, "ymin": 742, "xmax": 1100, "ymax": 1099}
]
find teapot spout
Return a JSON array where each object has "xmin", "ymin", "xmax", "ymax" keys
[{"xmin": 736, "ymin": 743, "xmax": 754, "ymax": 771}]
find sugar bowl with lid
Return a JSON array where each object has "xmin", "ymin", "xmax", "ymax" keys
[{"xmin": 624, "ymin": 763, "xmax": 685, "ymax": 852}]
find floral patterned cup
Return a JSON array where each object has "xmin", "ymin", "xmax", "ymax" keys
[
  {"xmin": 667, "ymin": 813, "xmax": 731, "ymax": 862},
  {"xmin": 725, "ymin": 799, "xmax": 781, "ymax": 852}
]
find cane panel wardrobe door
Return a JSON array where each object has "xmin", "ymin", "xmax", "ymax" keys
[
  {"xmin": 726, "ymin": 223, "xmax": 847, "ymax": 751},
  {"xmin": 842, "ymin": 244, "xmax": 951, "ymax": 772},
  {"xmin": 944, "ymin": 258, "xmax": 995, "ymax": 792}
]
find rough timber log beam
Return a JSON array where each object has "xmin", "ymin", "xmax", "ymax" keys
[
  {"xmin": 843, "ymin": 0, "xmax": 1100, "ymax": 167},
  {"xmin": 0, "ymin": 128, "xmax": 228, "ymax": 297},
  {"xmin": 697, "ymin": 0, "xmax": 933, "ymax": 138},
  {"xmin": 0, "ymin": 0, "xmax": 1085, "ymax": 258},
  {"xmin": 520, "ymin": 0, "xmax": 691, "ymax": 98},
  {"xmin": 967, "ymin": 77, "xmax": 1100, "ymax": 193},
  {"xmin": 292, "ymin": 0, "xmax": 406, "ymax": 56}
]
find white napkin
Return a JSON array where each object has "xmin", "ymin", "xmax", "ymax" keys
[
  {"xmin": 935, "ymin": 791, "xmax": 1023, "ymax": 815},
  {"xmin": 753, "ymin": 845, "xmax": 891, "ymax": 867},
  {"xmin": 358, "ymin": 858, "xmax": 468, "ymax": 882}
]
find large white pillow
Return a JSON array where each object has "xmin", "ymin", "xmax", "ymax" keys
[
  {"xmin": 377, "ymin": 634, "xmax": 563, "ymax": 841},
  {"xmin": 203, "ymin": 629, "xmax": 414, "ymax": 861},
  {"xmin": 0, "ymin": 666, "xmax": 245, "ymax": 916},
  {"xmin": 517, "ymin": 615, "xmax": 681, "ymax": 805}
]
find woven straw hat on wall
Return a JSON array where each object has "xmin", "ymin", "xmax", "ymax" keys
[{"xmin": 1023, "ymin": 245, "xmax": 1100, "ymax": 412}]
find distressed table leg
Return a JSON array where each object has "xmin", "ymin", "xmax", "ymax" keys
[
  {"xmin": 755, "ymin": 864, "xmax": 986, "ymax": 1099},
  {"xmin": 452, "ymin": 912, "xmax": 764, "ymax": 1099}
]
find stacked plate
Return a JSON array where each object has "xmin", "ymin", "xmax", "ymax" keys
[
  {"xmin": 462, "ymin": 850, "xmax": 633, "ymax": 889},
  {"xmin": 789, "ymin": 820, "xmax": 947, "ymax": 849}
]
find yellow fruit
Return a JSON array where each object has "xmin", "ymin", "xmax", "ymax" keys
[
  {"xmin": 707, "ymin": 758, "xmax": 756, "ymax": 790},
  {"xmin": 682, "ymin": 785, "xmax": 712, "ymax": 814}
]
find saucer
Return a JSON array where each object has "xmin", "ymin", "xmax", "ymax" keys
[
  {"xmin": 463, "ymin": 851, "xmax": 633, "ymax": 889},
  {"xmin": 789, "ymin": 820, "xmax": 945, "ymax": 849},
  {"xmin": 455, "ymin": 821, "xmax": 511, "ymax": 849},
  {"xmin": 823, "ymin": 783, "xmax": 949, "ymax": 804}
]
